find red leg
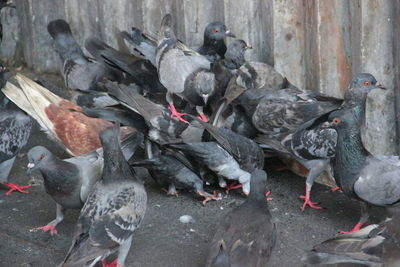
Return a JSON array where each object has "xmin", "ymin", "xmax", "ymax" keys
[
  {"xmin": 198, "ymin": 113, "xmax": 209, "ymax": 122},
  {"xmin": 37, "ymin": 224, "xmax": 58, "ymax": 235},
  {"xmin": 225, "ymin": 182, "xmax": 242, "ymax": 194},
  {"xmin": 265, "ymin": 191, "xmax": 273, "ymax": 201},
  {"xmin": 199, "ymin": 191, "xmax": 221, "ymax": 205},
  {"xmin": 169, "ymin": 104, "xmax": 188, "ymax": 123},
  {"xmin": 1, "ymin": 183, "xmax": 32, "ymax": 195},
  {"xmin": 102, "ymin": 258, "xmax": 121, "ymax": 267},
  {"xmin": 331, "ymin": 186, "xmax": 341, "ymax": 192},
  {"xmin": 300, "ymin": 184, "xmax": 322, "ymax": 211},
  {"xmin": 339, "ymin": 222, "xmax": 363, "ymax": 234}
]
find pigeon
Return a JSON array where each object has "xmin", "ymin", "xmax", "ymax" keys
[
  {"xmin": 47, "ymin": 19, "xmax": 121, "ymax": 92},
  {"xmin": 85, "ymin": 37, "xmax": 166, "ymax": 95},
  {"xmin": 166, "ymin": 142, "xmax": 251, "ymax": 195},
  {"xmin": 60, "ymin": 124, "xmax": 147, "ymax": 267},
  {"xmin": 104, "ymin": 80, "xmax": 187, "ymax": 144},
  {"xmin": 205, "ymin": 169, "xmax": 276, "ymax": 267},
  {"xmin": 132, "ymin": 152, "xmax": 219, "ymax": 204},
  {"xmin": 2, "ymin": 73, "xmax": 134, "ymax": 156},
  {"xmin": 0, "ymin": 109, "xmax": 32, "ymax": 195},
  {"xmin": 121, "ymin": 21, "xmax": 235, "ymax": 66},
  {"xmin": 156, "ymin": 14, "xmax": 216, "ymax": 123},
  {"xmin": 302, "ymin": 206, "xmax": 400, "ymax": 266},
  {"xmin": 213, "ymin": 61, "xmax": 287, "ymax": 126},
  {"xmin": 209, "ymin": 39, "xmax": 252, "ymax": 116},
  {"xmin": 197, "ymin": 21, "xmax": 236, "ymax": 63},
  {"xmin": 290, "ymin": 73, "xmax": 385, "ymax": 211},
  {"xmin": 325, "ymin": 97, "xmax": 400, "ymax": 233},
  {"xmin": 26, "ymin": 132, "xmax": 143, "ymax": 235}
]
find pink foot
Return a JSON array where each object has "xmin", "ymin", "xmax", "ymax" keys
[
  {"xmin": 265, "ymin": 191, "xmax": 273, "ymax": 201},
  {"xmin": 2, "ymin": 183, "xmax": 32, "ymax": 195},
  {"xmin": 198, "ymin": 113, "xmax": 209, "ymax": 122},
  {"xmin": 339, "ymin": 222, "xmax": 363, "ymax": 234},
  {"xmin": 225, "ymin": 182, "xmax": 242, "ymax": 194},
  {"xmin": 37, "ymin": 224, "xmax": 58, "ymax": 235},
  {"xmin": 169, "ymin": 104, "xmax": 188, "ymax": 123},
  {"xmin": 300, "ymin": 185, "xmax": 322, "ymax": 211},
  {"xmin": 331, "ymin": 186, "xmax": 341, "ymax": 192},
  {"xmin": 102, "ymin": 258, "xmax": 121, "ymax": 267}
]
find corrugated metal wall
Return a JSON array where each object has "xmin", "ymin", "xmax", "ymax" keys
[{"xmin": 0, "ymin": 0, "xmax": 399, "ymax": 154}]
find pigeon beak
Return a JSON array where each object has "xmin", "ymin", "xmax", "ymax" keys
[
  {"xmin": 202, "ymin": 94, "xmax": 209, "ymax": 105},
  {"xmin": 245, "ymin": 43, "xmax": 253, "ymax": 49},
  {"xmin": 376, "ymin": 82, "xmax": 386, "ymax": 89},
  {"xmin": 26, "ymin": 163, "xmax": 35, "ymax": 175},
  {"xmin": 225, "ymin": 30, "xmax": 236, "ymax": 38}
]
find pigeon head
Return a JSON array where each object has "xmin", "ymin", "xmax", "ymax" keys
[
  {"xmin": 248, "ymin": 169, "xmax": 268, "ymax": 200},
  {"xmin": 27, "ymin": 146, "xmax": 53, "ymax": 172},
  {"xmin": 224, "ymin": 39, "xmax": 252, "ymax": 69},
  {"xmin": 191, "ymin": 70, "xmax": 216, "ymax": 105},
  {"xmin": 345, "ymin": 73, "xmax": 385, "ymax": 102},
  {"xmin": 327, "ymin": 108, "xmax": 359, "ymax": 131},
  {"xmin": 210, "ymin": 240, "xmax": 230, "ymax": 267},
  {"xmin": 204, "ymin": 22, "xmax": 235, "ymax": 44},
  {"xmin": 0, "ymin": 0, "xmax": 15, "ymax": 9}
]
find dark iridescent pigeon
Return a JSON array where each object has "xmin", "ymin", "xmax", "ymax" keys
[
  {"xmin": 206, "ymin": 169, "xmax": 276, "ymax": 267},
  {"xmin": 326, "ymin": 102, "xmax": 400, "ymax": 234},
  {"xmin": 60, "ymin": 124, "xmax": 147, "ymax": 267}
]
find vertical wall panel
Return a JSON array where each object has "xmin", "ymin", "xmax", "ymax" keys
[{"xmin": 0, "ymin": 0, "xmax": 399, "ymax": 154}]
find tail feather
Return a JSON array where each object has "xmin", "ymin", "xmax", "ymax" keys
[{"xmin": 120, "ymin": 29, "xmax": 157, "ymax": 66}]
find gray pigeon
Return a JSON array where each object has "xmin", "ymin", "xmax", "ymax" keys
[
  {"xmin": 166, "ymin": 142, "xmax": 251, "ymax": 195},
  {"xmin": 60, "ymin": 124, "xmax": 147, "ymax": 267},
  {"xmin": 156, "ymin": 14, "xmax": 216, "ymax": 123},
  {"xmin": 302, "ymin": 206, "xmax": 400, "ymax": 266},
  {"xmin": 205, "ymin": 169, "xmax": 276, "ymax": 267},
  {"xmin": 0, "ymin": 109, "xmax": 32, "ymax": 195},
  {"xmin": 47, "ymin": 19, "xmax": 121, "ymax": 91},
  {"xmin": 27, "ymin": 132, "xmax": 143, "ymax": 235},
  {"xmin": 132, "ymin": 153, "xmax": 220, "ymax": 204}
]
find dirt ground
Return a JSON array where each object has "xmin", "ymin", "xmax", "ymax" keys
[{"xmin": 0, "ymin": 70, "xmax": 385, "ymax": 267}]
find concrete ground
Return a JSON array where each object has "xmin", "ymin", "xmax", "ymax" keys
[{"xmin": 0, "ymin": 71, "xmax": 385, "ymax": 267}]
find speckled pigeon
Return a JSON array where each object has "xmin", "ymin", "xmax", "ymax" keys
[
  {"xmin": 60, "ymin": 124, "xmax": 147, "ymax": 267},
  {"xmin": 205, "ymin": 169, "xmax": 276, "ymax": 267},
  {"xmin": 26, "ymin": 132, "xmax": 142, "ymax": 235}
]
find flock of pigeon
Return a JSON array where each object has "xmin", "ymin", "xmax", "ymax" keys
[{"xmin": 0, "ymin": 8, "xmax": 399, "ymax": 267}]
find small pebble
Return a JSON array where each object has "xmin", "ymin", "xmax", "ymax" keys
[{"xmin": 179, "ymin": 215, "xmax": 195, "ymax": 224}]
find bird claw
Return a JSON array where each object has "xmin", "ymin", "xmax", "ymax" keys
[
  {"xmin": 339, "ymin": 222, "xmax": 363, "ymax": 234},
  {"xmin": 37, "ymin": 224, "xmax": 58, "ymax": 235},
  {"xmin": 168, "ymin": 105, "xmax": 188, "ymax": 123},
  {"xmin": 201, "ymin": 191, "xmax": 221, "ymax": 205},
  {"xmin": 265, "ymin": 191, "xmax": 273, "ymax": 201},
  {"xmin": 198, "ymin": 113, "xmax": 209, "ymax": 122},
  {"xmin": 300, "ymin": 195, "xmax": 322, "ymax": 211},
  {"xmin": 102, "ymin": 259, "xmax": 121, "ymax": 267},
  {"xmin": 331, "ymin": 186, "xmax": 341, "ymax": 192},
  {"xmin": 3, "ymin": 183, "xmax": 32, "ymax": 195},
  {"xmin": 161, "ymin": 187, "xmax": 179, "ymax": 197}
]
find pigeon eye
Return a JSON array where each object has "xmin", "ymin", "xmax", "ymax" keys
[
  {"xmin": 39, "ymin": 154, "xmax": 45, "ymax": 161},
  {"xmin": 364, "ymin": 81, "xmax": 371, "ymax": 86},
  {"xmin": 333, "ymin": 119, "xmax": 341, "ymax": 124},
  {"xmin": 213, "ymin": 28, "xmax": 219, "ymax": 33}
]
